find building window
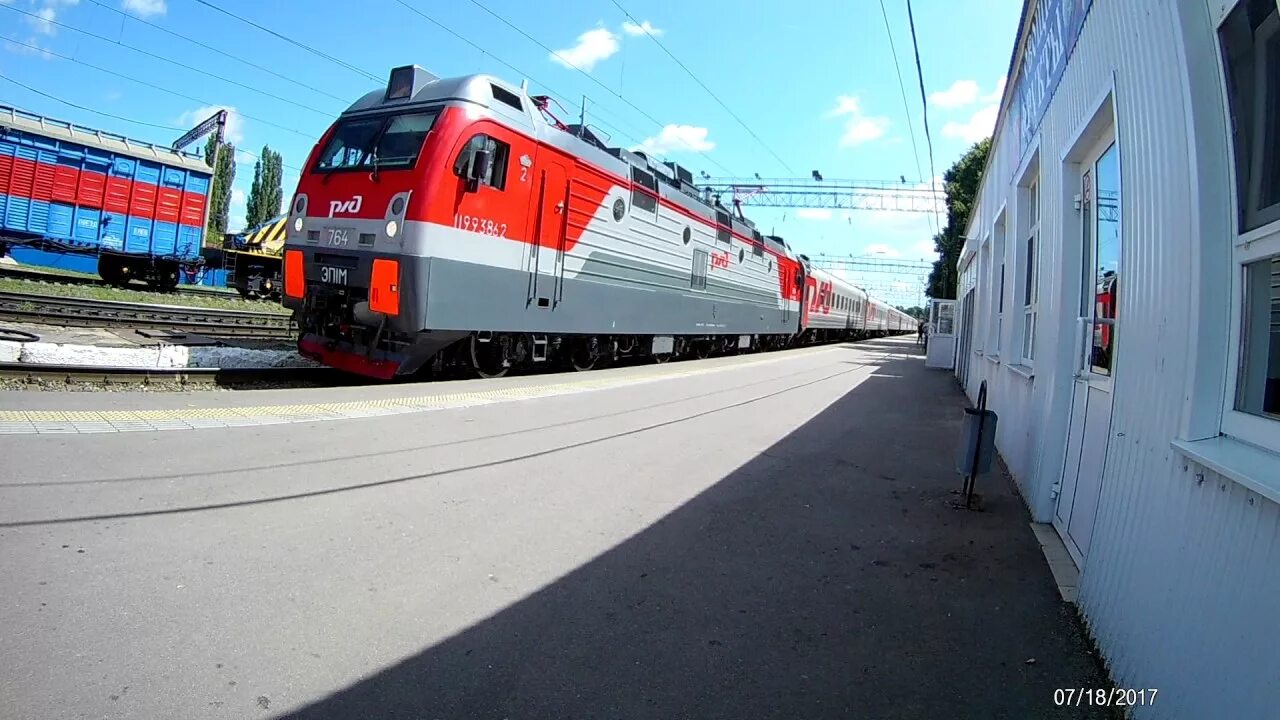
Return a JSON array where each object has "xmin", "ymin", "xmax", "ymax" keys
[
  {"xmin": 1236, "ymin": 257, "xmax": 1280, "ymax": 418},
  {"xmin": 978, "ymin": 240, "xmax": 991, "ymax": 352},
  {"xmin": 1221, "ymin": 0, "xmax": 1280, "ymax": 438},
  {"xmin": 1082, "ymin": 143, "xmax": 1121, "ymax": 376},
  {"xmin": 1021, "ymin": 179, "xmax": 1040, "ymax": 364},
  {"xmin": 1220, "ymin": 0, "xmax": 1280, "ymax": 232},
  {"xmin": 991, "ymin": 216, "xmax": 1007, "ymax": 355}
]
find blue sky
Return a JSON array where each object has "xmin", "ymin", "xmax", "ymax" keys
[{"xmin": 1, "ymin": 0, "xmax": 1022, "ymax": 307}]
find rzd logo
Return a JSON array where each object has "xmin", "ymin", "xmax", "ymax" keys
[{"xmin": 328, "ymin": 195, "xmax": 363, "ymax": 217}]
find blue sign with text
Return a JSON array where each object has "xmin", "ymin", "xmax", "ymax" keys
[{"xmin": 1012, "ymin": 0, "xmax": 1095, "ymax": 154}]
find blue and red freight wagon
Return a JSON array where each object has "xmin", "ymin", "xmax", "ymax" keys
[{"xmin": 0, "ymin": 105, "xmax": 215, "ymax": 290}]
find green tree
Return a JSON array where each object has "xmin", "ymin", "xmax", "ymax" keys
[
  {"xmin": 204, "ymin": 135, "xmax": 237, "ymax": 244},
  {"xmin": 245, "ymin": 145, "xmax": 284, "ymax": 229},
  {"xmin": 927, "ymin": 137, "xmax": 992, "ymax": 299}
]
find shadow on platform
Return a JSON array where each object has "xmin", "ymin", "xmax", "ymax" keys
[{"xmin": 279, "ymin": 343, "xmax": 1109, "ymax": 719}]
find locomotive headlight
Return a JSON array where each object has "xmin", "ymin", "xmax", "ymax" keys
[
  {"xmin": 293, "ymin": 217, "xmax": 304, "ymax": 232},
  {"xmin": 385, "ymin": 220, "xmax": 399, "ymax": 238}
]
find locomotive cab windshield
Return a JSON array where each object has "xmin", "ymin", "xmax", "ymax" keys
[{"xmin": 313, "ymin": 110, "xmax": 440, "ymax": 173}]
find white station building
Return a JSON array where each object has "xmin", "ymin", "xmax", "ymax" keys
[{"xmin": 933, "ymin": 0, "xmax": 1279, "ymax": 715}]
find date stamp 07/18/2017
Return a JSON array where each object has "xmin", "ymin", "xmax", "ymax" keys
[{"xmin": 1054, "ymin": 688, "xmax": 1159, "ymax": 707}]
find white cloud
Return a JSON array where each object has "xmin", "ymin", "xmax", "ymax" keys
[
  {"xmin": 18, "ymin": 0, "xmax": 82, "ymax": 37},
  {"xmin": 633, "ymin": 124, "xmax": 714, "ymax": 154},
  {"xmin": 621, "ymin": 20, "xmax": 661, "ymax": 36},
  {"xmin": 795, "ymin": 208, "xmax": 833, "ymax": 221},
  {"xmin": 122, "ymin": 0, "xmax": 167, "ymax": 18},
  {"xmin": 825, "ymin": 94, "xmax": 890, "ymax": 148},
  {"xmin": 983, "ymin": 76, "xmax": 1007, "ymax": 103},
  {"xmin": 863, "ymin": 243, "xmax": 903, "ymax": 258},
  {"xmin": 178, "ymin": 105, "xmax": 244, "ymax": 145},
  {"xmin": 942, "ymin": 105, "xmax": 998, "ymax": 143},
  {"xmin": 824, "ymin": 95, "xmax": 863, "ymax": 118},
  {"xmin": 911, "ymin": 239, "xmax": 938, "ymax": 259},
  {"xmin": 4, "ymin": 36, "xmax": 56, "ymax": 59},
  {"xmin": 29, "ymin": 7, "xmax": 57, "ymax": 35},
  {"xmin": 840, "ymin": 118, "xmax": 890, "ymax": 146},
  {"xmin": 550, "ymin": 27, "xmax": 619, "ymax": 72},
  {"xmin": 929, "ymin": 79, "xmax": 980, "ymax": 109}
]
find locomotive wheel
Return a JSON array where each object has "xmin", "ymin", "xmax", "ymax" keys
[
  {"xmin": 570, "ymin": 340, "xmax": 598, "ymax": 372},
  {"xmin": 653, "ymin": 353, "xmax": 671, "ymax": 364},
  {"xmin": 469, "ymin": 334, "xmax": 509, "ymax": 379},
  {"xmin": 693, "ymin": 342, "xmax": 711, "ymax": 360}
]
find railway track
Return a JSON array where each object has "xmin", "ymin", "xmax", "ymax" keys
[
  {"xmin": 0, "ymin": 290, "xmax": 295, "ymax": 340},
  {"xmin": 0, "ymin": 265, "xmax": 244, "ymax": 299},
  {"xmin": 0, "ymin": 362, "xmax": 339, "ymax": 387}
]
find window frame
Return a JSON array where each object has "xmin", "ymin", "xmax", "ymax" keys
[
  {"xmin": 453, "ymin": 133, "xmax": 511, "ymax": 191},
  {"xmin": 983, "ymin": 230, "xmax": 993, "ymax": 351},
  {"xmin": 313, "ymin": 109, "xmax": 441, "ymax": 174},
  {"xmin": 715, "ymin": 209, "xmax": 732, "ymax": 244},
  {"xmin": 630, "ymin": 166, "xmax": 659, "ymax": 215},
  {"xmin": 1019, "ymin": 176, "xmax": 1041, "ymax": 366},
  {"xmin": 1218, "ymin": 0, "xmax": 1280, "ymax": 452}
]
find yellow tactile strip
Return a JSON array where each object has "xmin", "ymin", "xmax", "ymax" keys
[{"xmin": 0, "ymin": 348, "xmax": 835, "ymax": 435}]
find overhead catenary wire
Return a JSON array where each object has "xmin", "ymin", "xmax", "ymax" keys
[
  {"xmin": 463, "ymin": 0, "xmax": 736, "ymax": 176},
  {"xmin": 0, "ymin": 62, "xmax": 304, "ymax": 179},
  {"xmin": 1, "ymin": 37, "xmax": 315, "ymax": 140},
  {"xmin": 390, "ymin": 0, "xmax": 693, "ymax": 173},
  {"xmin": 876, "ymin": 0, "xmax": 927, "ymax": 186},
  {"xmin": 904, "ymin": 0, "xmax": 942, "ymax": 231},
  {"xmin": 191, "ymin": 0, "xmax": 383, "ymax": 83},
  {"xmin": 607, "ymin": 0, "xmax": 794, "ymax": 175},
  {"xmin": 877, "ymin": 0, "xmax": 935, "ymax": 237},
  {"xmin": 83, "ymin": 0, "xmax": 350, "ymax": 104},
  {"xmin": 0, "ymin": 72, "xmax": 186, "ymax": 132},
  {"xmin": 0, "ymin": 4, "xmax": 335, "ymax": 118}
]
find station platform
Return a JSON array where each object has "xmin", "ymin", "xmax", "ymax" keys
[{"xmin": 0, "ymin": 337, "xmax": 1112, "ymax": 718}]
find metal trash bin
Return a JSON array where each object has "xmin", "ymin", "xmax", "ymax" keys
[{"xmin": 956, "ymin": 406, "xmax": 998, "ymax": 475}]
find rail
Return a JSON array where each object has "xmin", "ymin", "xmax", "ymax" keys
[{"xmin": 0, "ymin": 290, "xmax": 294, "ymax": 340}]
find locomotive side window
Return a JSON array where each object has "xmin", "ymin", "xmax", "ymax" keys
[
  {"xmin": 631, "ymin": 167, "xmax": 659, "ymax": 213},
  {"xmin": 454, "ymin": 134, "xmax": 511, "ymax": 190},
  {"xmin": 314, "ymin": 111, "xmax": 439, "ymax": 171},
  {"xmin": 715, "ymin": 210, "xmax": 731, "ymax": 244},
  {"xmin": 752, "ymin": 230, "xmax": 764, "ymax": 257}
]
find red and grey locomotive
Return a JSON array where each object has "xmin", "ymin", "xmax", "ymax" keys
[{"xmin": 280, "ymin": 66, "xmax": 912, "ymax": 379}]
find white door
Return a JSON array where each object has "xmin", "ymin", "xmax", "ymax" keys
[
  {"xmin": 531, "ymin": 160, "xmax": 568, "ymax": 307},
  {"xmin": 1055, "ymin": 138, "xmax": 1121, "ymax": 566},
  {"xmin": 925, "ymin": 299, "xmax": 957, "ymax": 368}
]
